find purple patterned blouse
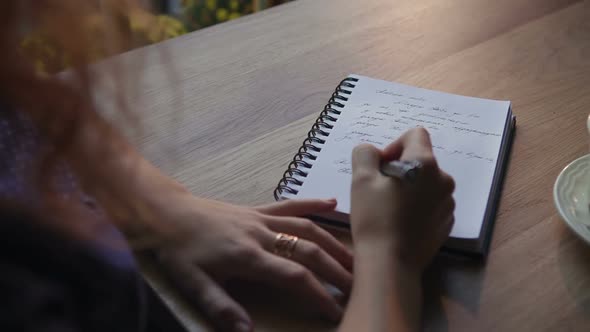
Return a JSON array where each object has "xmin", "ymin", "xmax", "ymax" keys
[{"xmin": 0, "ymin": 107, "xmax": 184, "ymax": 332}]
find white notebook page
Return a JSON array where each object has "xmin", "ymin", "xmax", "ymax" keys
[{"xmin": 284, "ymin": 75, "xmax": 510, "ymax": 239}]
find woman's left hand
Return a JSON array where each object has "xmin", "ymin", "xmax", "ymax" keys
[
  {"xmin": 64, "ymin": 115, "xmax": 352, "ymax": 331},
  {"xmin": 151, "ymin": 194, "xmax": 352, "ymax": 332}
]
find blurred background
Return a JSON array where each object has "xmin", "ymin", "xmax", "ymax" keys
[
  {"xmin": 155, "ymin": 0, "xmax": 293, "ymax": 30},
  {"xmin": 23, "ymin": 0, "xmax": 293, "ymax": 73}
]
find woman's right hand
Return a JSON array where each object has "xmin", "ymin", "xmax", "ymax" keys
[{"xmin": 350, "ymin": 128, "xmax": 455, "ymax": 273}]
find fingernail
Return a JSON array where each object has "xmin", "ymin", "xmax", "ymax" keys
[
  {"xmin": 325, "ymin": 198, "xmax": 337, "ymax": 203},
  {"xmin": 234, "ymin": 321, "xmax": 252, "ymax": 332}
]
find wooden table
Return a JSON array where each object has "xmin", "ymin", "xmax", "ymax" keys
[{"xmin": 123, "ymin": 0, "xmax": 590, "ymax": 330}]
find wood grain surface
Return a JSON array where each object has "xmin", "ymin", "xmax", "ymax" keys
[{"xmin": 119, "ymin": 0, "xmax": 590, "ymax": 330}]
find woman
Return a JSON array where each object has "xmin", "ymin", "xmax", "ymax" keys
[{"xmin": 0, "ymin": 1, "xmax": 454, "ymax": 332}]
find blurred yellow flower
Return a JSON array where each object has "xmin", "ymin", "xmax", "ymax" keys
[
  {"xmin": 216, "ymin": 8, "xmax": 229, "ymax": 21},
  {"xmin": 230, "ymin": 0, "xmax": 239, "ymax": 11},
  {"xmin": 206, "ymin": 0, "xmax": 217, "ymax": 11}
]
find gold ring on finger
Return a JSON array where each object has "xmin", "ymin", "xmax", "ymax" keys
[{"xmin": 273, "ymin": 233, "xmax": 299, "ymax": 258}]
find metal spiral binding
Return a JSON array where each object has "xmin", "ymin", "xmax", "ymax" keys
[{"xmin": 273, "ymin": 77, "xmax": 359, "ymax": 200}]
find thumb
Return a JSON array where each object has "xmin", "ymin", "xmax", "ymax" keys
[{"xmin": 351, "ymin": 143, "xmax": 381, "ymax": 179}]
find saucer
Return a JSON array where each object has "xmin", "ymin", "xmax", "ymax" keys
[{"xmin": 554, "ymin": 154, "xmax": 590, "ymax": 244}]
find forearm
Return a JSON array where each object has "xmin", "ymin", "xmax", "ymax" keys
[
  {"xmin": 65, "ymin": 111, "xmax": 188, "ymax": 237},
  {"xmin": 339, "ymin": 240, "xmax": 422, "ymax": 332}
]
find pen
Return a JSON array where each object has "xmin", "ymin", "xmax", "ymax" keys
[{"xmin": 380, "ymin": 160, "xmax": 423, "ymax": 182}]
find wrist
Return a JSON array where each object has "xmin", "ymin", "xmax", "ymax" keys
[
  {"xmin": 348, "ymin": 240, "xmax": 423, "ymax": 332},
  {"xmin": 354, "ymin": 236, "xmax": 423, "ymax": 277},
  {"xmin": 114, "ymin": 162, "xmax": 193, "ymax": 244}
]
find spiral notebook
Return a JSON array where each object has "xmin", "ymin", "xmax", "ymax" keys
[{"xmin": 273, "ymin": 74, "xmax": 515, "ymax": 256}]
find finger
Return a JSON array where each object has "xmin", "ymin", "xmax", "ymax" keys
[
  {"xmin": 163, "ymin": 259, "xmax": 252, "ymax": 332},
  {"xmin": 265, "ymin": 216, "xmax": 353, "ymax": 271},
  {"xmin": 243, "ymin": 252, "xmax": 343, "ymax": 322},
  {"xmin": 437, "ymin": 213, "xmax": 455, "ymax": 246},
  {"xmin": 351, "ymin": 143, "xmax": 381, "ymax": 178},
  {"xmin": 434, "ymin": 196, "xmax": 455, "ymax": 221},
  {"xmin": 440, "ymin": 196, "xmax": 455, "ymax": 218},
  {"xmin": 400, "ymin": 127, "xmax": 435, "ymax": 162},
  {"xmin": 258, "ymin": 228, "xmax": 351, "ymax": 291},
  {"xmin": 289, "ymin": 238, "xmax": 353, "ymax": 293},
  {"xmin": 255, "ymin": 198, "xmax": 337, "ymax": 217},
  {"xmin": 434, "ymin": 196, "xmax": 455, "ymax": 235},
  {"xmin": 381, "ymin": 134, "xmax": 405, "ymax": 161},
  {"xmin": 382, "ymin": 127, "xmax": 434, "ymax": 162},
  {"xmin": 440, "ymin": 170, "xmax": 456, "ymax": 194}
]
